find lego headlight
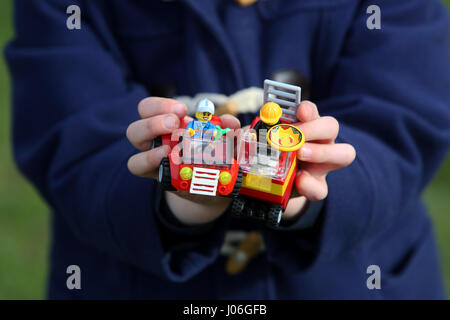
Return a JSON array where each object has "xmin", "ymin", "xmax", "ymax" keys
[
  {"xmin": 180, "ymin": 167, "xmax": 193, "ymax": 180},
  {"xmin": 219, "ymin": 172, "xmax": 232, "ymax": 185}
]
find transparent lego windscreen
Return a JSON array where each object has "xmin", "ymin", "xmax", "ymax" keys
[
  {"xmin": 237, "ymin": 132, "xmax": 293, "ymax": 180},
  {"xmin": 180, "ymin": 136, "xmax": 233, "ymax": 168}
]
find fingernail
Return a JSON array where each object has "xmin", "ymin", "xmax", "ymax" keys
[
  {"xmin": 164, "ymin": 116, "xmax": 176, "ymax": 129},
  {"xmin": 173, "ymin": 103, "xmax": 186, "ymax": 117},
  {"xmin": 300, "ymin": 146, "xmax": 312, "ymax": 160}
]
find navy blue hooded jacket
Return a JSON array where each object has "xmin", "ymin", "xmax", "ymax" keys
[{"xmin": 5, "ymin": 0, "xmax": 450, "ymax": 299}]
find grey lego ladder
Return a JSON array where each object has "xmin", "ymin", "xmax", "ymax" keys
[{"xmin": 263, "ymin": 79, "xmax": 302, "ymax": 123}]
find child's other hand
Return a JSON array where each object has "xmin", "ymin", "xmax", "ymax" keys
[
  {"xmin": 126, "ymin": 97, "xmax": 241, "ymax": 225},
  {"xmin": 284, "ymin": 101, "xmax": 356, "ymax": 220}
]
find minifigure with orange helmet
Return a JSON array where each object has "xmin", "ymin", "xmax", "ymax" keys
[{"xmin": 251, "ymin": 101, "xmax": 283, "ymax": 141}]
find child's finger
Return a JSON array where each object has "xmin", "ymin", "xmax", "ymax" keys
[
  {"xmin": 126, "ymin": 114, "xmax": 180, "ymax": 151},
  {"xmin": 219, "ymin": 114, "xmax": 241, "ymax": 130},
  {"xmin": 296, "ymin": 100, "xmax": 320, "ymax": 122},
  {"xmin": 294, "ymin": 116, "xmax": 339, "ymax": 142},
  {"xmin": 184, "ymin": 115, "xmax": 194, "ymax": 123},
  {"xmin": 300, "ymin": 162, "xmax": 340, "ymax": 179},
  {"xmin": 283, "ymin": 195, "xmax": 308, "ymax": 220},
  {"xmin": 127, "ymin": 145, "xmax": 170, "ymax": 178},
  {"xmin": 297, "ymin": 142, "xmax": 356, "ymax": 166},
  {"xmin": 295, "ymin": 170, "xmax": 328, "ymax": 201},
  {"xmin": 138, "ymin": 97, "xmax": 187, "ymax": 119}
]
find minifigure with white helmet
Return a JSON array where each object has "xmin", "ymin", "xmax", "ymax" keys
[{"xmin": 186, "ymin": 98, "xmax": 219, "ymax": 140}]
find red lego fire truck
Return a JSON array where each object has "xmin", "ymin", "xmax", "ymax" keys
[{"xmin": 156, "ymin": 116, "xmax": 242, "ymax": 198}]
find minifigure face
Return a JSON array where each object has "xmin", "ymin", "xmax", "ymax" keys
[{"xmin": 195, "ymin": 111, "xmax": 212, "ymax": 122}]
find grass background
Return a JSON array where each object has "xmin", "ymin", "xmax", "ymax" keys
[{"xmin": 0, "ymin": 0, "xmax": 449, "ymax": 299}]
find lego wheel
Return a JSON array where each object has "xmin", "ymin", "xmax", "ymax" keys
[
  {"xmin": 158, "ymin": 157, "xmax": 175, "ymax": 191},
  {"xmin": 266, "ymin": 205, "xmax": 283, "ymax": 227},
  {"xmin": 231, "ymin": 197, "xmax": 246, "ymax": 217},
  {"xmin": 151, "ymin": 136, "xmax": 162, "ymax": 149},
  {"xmin": 228, "ymin": 168, "xmax": 243, "ymax": 198}
]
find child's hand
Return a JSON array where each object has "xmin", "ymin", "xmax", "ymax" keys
[
  {"xmin": 284, "ymin": 101, "xmax": 356, "ymax": 220},
  {"xmin": 127, "ymin": 97, "xmax": 187, "ymax": 177},
  {"xmin": 126, "ymin": 97, "xmax": 241, "ymax": 225}
]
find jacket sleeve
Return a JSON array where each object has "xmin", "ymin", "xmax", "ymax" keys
[
  {"xmin": 5, "ymin": 0, "xmax": 229, "ymax": 282},
  {"xmin": 261, "ymin": 0, "xmax": 450, "ymax": 270}
]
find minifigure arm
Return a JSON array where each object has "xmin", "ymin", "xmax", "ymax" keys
[
  {"xmin": 251, "ymin": 120, "xmax": 264, "ymax": 141},
  {"xmin": 213, "ymin": 125, "xmax": 231, "ymax": 141},
  {"xmin": 185, "ymin": 121, "xmax": 195, "ymax": 136},
  {"xmin": 187, "ymin": 128, "xmax": 195, "ymax": 137}
]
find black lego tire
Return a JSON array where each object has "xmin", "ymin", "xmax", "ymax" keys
[
  {"xmin": 227, "ymin": 168, "xmax": 243, "ymax": 198},
  {"xmin": 266, "ymin": 204, "xmax": 283, "ymax": 227},
  {"xmin": 158, "ymin": 157, "xmax": 176, "ymax": 191},
  {"xmin": 231, "ymin": 196, "xmax": 246, "ymax": 217}
]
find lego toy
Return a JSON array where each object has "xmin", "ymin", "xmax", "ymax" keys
[
  {"xmin": 154, "ymin": 80, "xmax": 304, "ymax": 226},
  {"xmin": 231, "ymin": 80, "xmax": 305, "ymax": 227},
  {"xmin": 156, "ymin": 99, "xmax": 241, "ymax": 197}
]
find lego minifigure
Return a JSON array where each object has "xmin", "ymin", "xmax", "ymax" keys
[
  {"xmin": 251, "ymin": 101, "xmax": 283, "ymax": 141},
  {"xmin": 186, "ymin": 98, "xmax": 219, "ymax": 140}
]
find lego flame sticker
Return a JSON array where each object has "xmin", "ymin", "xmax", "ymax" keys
[{"xmin": 266, "ymin": 124, "xmax": 305, "ymax": 152}]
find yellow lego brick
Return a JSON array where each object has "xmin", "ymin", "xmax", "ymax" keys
[{"xmin": 242, "ymin": 157, "xmax": 296, "ymax": 196}]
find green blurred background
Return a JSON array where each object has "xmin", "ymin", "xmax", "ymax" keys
[{"xmin": 0, "ymin": 0, "xmax": 449, "ymax": 299}]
